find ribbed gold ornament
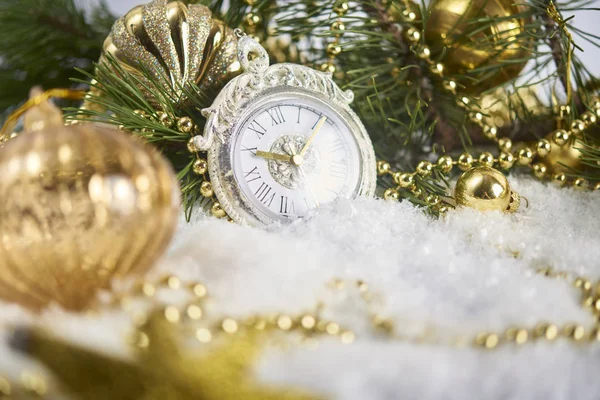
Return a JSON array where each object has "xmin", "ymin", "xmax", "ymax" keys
[
  {"xmin": 454, "ymin": 166, "xmax": 519, "ymax": 212},
  {"xmin": 100, "ymin": 0, "xmax": 240, "ymax": 107},
  {"xmin": 0, "ymin": 102, "xmax": 180, "ymax": 311},
  {"xmin": 425, "ymin": 0, "xmax": 531, "ymax": 92}
]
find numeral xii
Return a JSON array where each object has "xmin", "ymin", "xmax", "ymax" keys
[{"xmin": 267, "ymin": 106, "xmax": 285, "ymax": 126}]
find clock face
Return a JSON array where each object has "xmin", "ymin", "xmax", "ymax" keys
[{"xmin": 231, "ymin": 93, "xmax": 364, "ymax": 223}]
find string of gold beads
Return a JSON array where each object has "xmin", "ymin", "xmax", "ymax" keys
[
  {"xmin": 325, "ymin": 270, "xmax": 600, "ymax": 349},
  {"xmin": 453, "ymin": 94, "xmax": 600, "ymax": 190},
  {"xmin": 378, "ymin": 3, "xmax": 600, "ymax": 194},
  {"xmin": 113, "ymin": 275, "xmax": 356, "ymax": 348},
  {"xmin": 241, "ymin": 0, "xmax": 263, "ymax": 42},
  {"xmin": 377, "ymin": 150, "xmax": 511, "ymax": 215},
  {"xmin": 118, "ymin": 267, "xmax": 600, "ymax": 352},
  {"xmin": 316, "ymin": 2, "xmax": 486, "ymax": 211},
  {"xmin": 128, "ymin": 109, "xmax": 230, "ymax": 220},
  {"xmin": 0, "ymin": 372, "xmax": 48, "ymax": 399},
  {"xmin": 319, "ymin": 2, "xmax": 349, "ymax": 74},
  {"xmin": 3, "ymin": 266, "xmax": 599, "ymax": 396}
]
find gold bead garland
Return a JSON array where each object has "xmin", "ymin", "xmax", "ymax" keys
[
  {"xmin": 0, "ymin": 373, "xmax": 48, "ymax": 399},
  {"xmin": 3, "ymin": 260, "xmax": 600, "ymax": 398},
  {"xmin": 345, "ymin": 1, "xmax": 600, "ymax": 211},
  {"xmin": 123, "ymin": 109, "xmax": 233, "ymax": 221},
  {"xmin": 115, "ymin": 265, "xmax": 600, "ymax": 351},
  {"xmin": 319, "ymin": 2, "xmax": 349, "ymax": 74},
  {"xmin": 241, "ymin": 0, "xmax": 264, "ymax": 41},
  {"xmin": 113, "ymin": 274, "xmax": 358, "ymax": 346},
  {"xmin": 424, "ymin": 0, "xmax": 532, "ymax": 93}
]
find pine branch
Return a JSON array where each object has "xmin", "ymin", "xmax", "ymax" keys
[
  {"xmin": 68, "ymin": 55, "xmax": 213, "ymax": 219},
  {"xmin": 0, "ymin": 0, "xmax": 115, "ymax": 112},
  {"xmin": 362, "ymin": 1, "xmax": 458, "ymax": 150},
  {"xmin": 540, "ymin": 0, "xmax": 583, "ymax": 109}
]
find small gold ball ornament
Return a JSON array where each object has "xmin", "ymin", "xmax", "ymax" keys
[
  {"xmin": 211, "ymin": 202, "xmax": 227, "ymax": 218},
  {"xmin": 498, "ymin": 152, "xmax": 515, "ymax": 169},
  {"xmin": 458, "ymin": 152, "xmax": 474, "ymax": 170},
  {"xmin": 384, "ymin": 188, "xmax": 400, "ymax": 201},
  {"xmin": 200, "ymin": 181, "xmax": 214, "ymax": 198},
  {"xmin": 437, "ymin": 155, "xmax": 454, "ymax": 173},
  {"xmin": 377, "ymin": 160, "xmax": 391, "ymax": 175},
  {"xmin": 517, "ymin": 147, "xmax": 534, "ymax": 165},
  {"xmin": 498, "ymin": 137, "xmax": 513, "ymax": 152},
  {"xmin": 536, "ymin": 139, "xmax": 551, "ymax": 157},
  {"xmin": 454, "ymin": 166, "xmax": 520, "ymax": 212},
  {"xmin": 478, "ymin": 152, "xmax": 494, "ymax": 167},
  {"xmin": 192, "ymin": 159, "xmax": 208, "ymax": 175},
  {"xmin": 532, "ymin": 163, "xmax": 547, "ymax": 179},
  {"xmin": 176, "ymin": 117, "xmax": 195, "ymax": 135},
  {"xmin": 552, "ymin": 129, "xmax": 570, "ymax": 146},
  {"xmin": 416, "ymin": 160, "xmax": 433, "ymax": 177},
  {"xmin": 395, "ymin": 173, "xmax": 415, "ymax": 188},
  {"xmin": 425, "ymin": 0, "xmax": 532, "ymax": 92},
  {"xmin": 0, "ymin": 101, "xmax": 180, "ymax": 311}
]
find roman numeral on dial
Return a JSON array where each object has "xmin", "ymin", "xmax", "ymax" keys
[
  {"xmin": 312, "ymin": 114, "xmax": 324, "ymax": 129},
  {"xmin": 330, "ymin": 160, "xmax": 347, "ymax": 179},
  {"xmin": 242, "ymin": 145, "xmax": 257, "ymax": 154},
  {"xmin": 267, "ymin": 106, "xmax": 285, "ymax": 126},
  {"xmin": 244, "ymin": 166, "xmax": 261, "ymax": 183},
  {"xmin": 255, "ymin": 182, "xmax": 276, "ymax": 207},
  {"xmin": 247, "ymin": 120, "xmax": 267, "ymax": 139},
  {"xmin": 279, "ymin": 196, "xmax": 295, "ymax": 216},
  {"xmin": 327, "ymin": 138, "xmax": 345, "ymax": 153},
  {"xmin": 326, "ymin": 188, "xmax": 340, "ymax": 201}
]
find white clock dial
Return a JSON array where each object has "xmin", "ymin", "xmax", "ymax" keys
[{"xmin": 232, "ymin": 95, "xmax": 363, "ymax": 222}]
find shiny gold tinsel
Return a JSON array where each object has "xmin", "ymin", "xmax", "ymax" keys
[
  {"xmin": 12, "ymin": 312, "xmax": 320, "ymax": 400},
  {"xmin": 0, "ymin": 98, "xmax": 180, "ymax": 311},
  {"xmin": 425, "ymin": 0, "xmax": 532, "ymax": 92},
  {"xmin": 100, "ymin": 0, "xmax": 240, "ymax": 107}
]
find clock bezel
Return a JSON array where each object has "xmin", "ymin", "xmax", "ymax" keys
[{"xmin": 203, "ymin": 62, "xmax": 376, "ymax": 226}]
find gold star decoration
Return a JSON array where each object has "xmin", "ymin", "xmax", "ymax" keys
[{"xmin": 11, "ymin": 312, "xmax": 322, "ymax": 400}]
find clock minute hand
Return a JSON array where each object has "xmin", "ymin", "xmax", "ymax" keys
[
  {"xmin": 299, "ymin": 116, "xmax": 327, "ymax": 157},
  {"xmin": 255, "ymin": 150, "xmax": 292, "ymax": 163}
]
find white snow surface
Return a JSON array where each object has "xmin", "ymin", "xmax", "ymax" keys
[{"xmin": 1, "ymin": 175, "xmax": 600, "ymax": 399}]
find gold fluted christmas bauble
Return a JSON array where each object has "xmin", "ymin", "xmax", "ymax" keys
[
  {"xmin": 0, "ymin": 105, "xmax": 180, "ymax": 311},
  {"xmin": 541, "ymin": 135, "xmax": 584, "ymax": 175},
  {"xmin": 100, "ymin": 0, "xmax": 240, "ymax": 107},
  {"xmin": 454, "ymin": 166, "xmax": 520, "ymax": 212},
  {"xmin": 425, "ymin": 0, "xmax": 531, "ymax": 92}
]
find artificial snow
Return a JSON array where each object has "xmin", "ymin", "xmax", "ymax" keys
[{"xmin": 1, "ymin": 175, "xmax": 599, "ymax": 399}]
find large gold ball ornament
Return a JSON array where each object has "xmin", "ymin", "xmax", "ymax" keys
[
  {"xmin": 100, "ymin": 0, "xmax": 240, "ymax": 107},
  {"xmin": 0, "ymin": 113, "xmax": 180, "ymax": 311},
  {"xmin": 540, "ymin": 135, "xmax": 585, "ymax": 175},
  {"xmin": 454, "ymin": 166, "xmax": 520, "ymax": 212},
  {"xmin": 425, "ymin": 0, "xmax": 532, "ymax": 92}
]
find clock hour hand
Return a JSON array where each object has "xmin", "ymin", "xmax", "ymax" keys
[{"xmin": 255, "ymin": 150, "xmax": 292, "ymax": 163}]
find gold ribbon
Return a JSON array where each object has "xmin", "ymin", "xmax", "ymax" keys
[{"xmin": 0, "ymin": 89, "xmax": 85, "ymax": 138}]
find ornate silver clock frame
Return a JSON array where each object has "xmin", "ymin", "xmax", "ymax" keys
[{"xmin": 199, "ymin": 34, "xmax": 377, "ymax": 226}]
